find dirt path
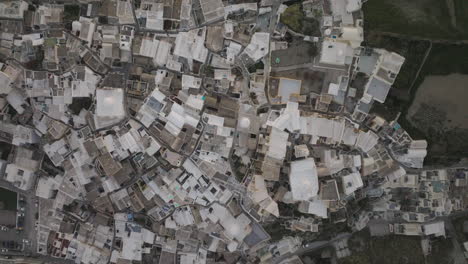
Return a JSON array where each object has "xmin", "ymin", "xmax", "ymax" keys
[
  {"xmin": 407, "ymin": 41, "xmax": 432, "ymax": 96},
  {"xmin": 370, "ymin": 31, "xmax": 468, "ymax": 44}
]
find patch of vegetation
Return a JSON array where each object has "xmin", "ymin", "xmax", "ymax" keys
[
  {"xmin": 454, "ymin": 0, "xmax": 468, "ymax": 32},
  {"xmin": 426, "ymin": 237, "xmax": 456, "ymax": 264},
  {"xmin": 367, "ymin": 35, "xmax": 430, "ymax": 135},
  {"xmin": 307, "ymin": 43, "xmax": 318, "ymax": 57},
  {"xmin": 453, "ymin": 216, "xmax": 468, "ymax": 242},
  {"xmin": 278, "ymin": 202, "xmax": 308, "ymax": 218},
  {"xmin": 422, "ymin": 44, "xmax": 468, "ymax": 74},
  {"xmin": 163, "ymin": 20, "xmax": 172, "ymax": 30},
  {"xmin": 272, "ymin": 40, "xmax": 316, "ymax": 67},
  {"xmin": 280, "ymin": 4, "xmax": 303, "ymax": 32},
  {"xmin": 365, "ymin": 34, "xmax": 430, "ymax": 97},
  {"xmin": 44, "ymin": 38, "xmax": 57, "ymax": 47},
  {"xmin": 64, "ymin": 5, "xmax": 80, "ymax": 22},
  {"xmin": 203, "ymin": 65, "xmax": 214, "ymax": 77},
  {"xmin": 280, "ymin": 4, "xmax": 320, "ymax": 36},
  {"xmin": 24, "ymin": 48, "xmax": 44, "ymax": 70},
  {"xmin": 302, "ymin": 18, "xmax": 321, "ymax": 36},
  {"xmin": 0, "ymin": 142, "xmax": 12, "ymax": 160},
  {"xmin": 405, "ymin": 44, "xmax": 468, "ymax": 164},
  {"xmin": 366, "ymin": 28, "xmax": 468, "ymax": 165},
  {"xmin": 340, "ymin": 231, "xmax": 426, "ymax": 264},
  {"xmin": 301, "ymin": 247, "xmax": 334, "ymax": 264},
  {"xmin": 248, "ymin": 61, "xmax": 264, "ymax": 73},
  {"xmin": 42, "ymin": 155, "xmax": 65, "ymax": 175},
  {"xmin": 262, "ymin": 222, "xmax": 297, "ymax": 242},
  {"xmin": 230, "ymin": 154, "xmax": 248, "ymax": 182},
  {"xmin": 0, "ymin": 187, "xmax": 18, "ymax": 211},
  {"xmin": 68, "ymin": 97, "xmax": 92, "ymax": 115},
  {"xmin": 363, "ymin": 0, "xmax": 467, "ymax": 39}
]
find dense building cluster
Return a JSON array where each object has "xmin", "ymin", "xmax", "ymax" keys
[{"xmin": 0, "ymin": 0, "xmax": 467, "ymax": 263}]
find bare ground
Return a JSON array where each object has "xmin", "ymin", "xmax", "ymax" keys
[{"xmin": 408, "ymin": 74, "xmax": 468, "ymax": 130}]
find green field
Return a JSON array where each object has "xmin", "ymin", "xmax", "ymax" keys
[
  {"xmin": 340, "ymin": 231, "xmax": 426, "ymax": 264},
  {"xmin": 365, "ymin": 34, "xmax": 430, "ymax": 96},
  {"xmin": 340, "ymin": 229, "xmax": 462, "ymax": 264},
  {"xmin": 370, "ymin": 42, "xmax": 468, "ymax": 165},
  {"xmin": 363, "ymin": 0, "xmax": 468, "ymax": 39},
  {"xmin": 367, "ymin": 35, "xmax": 429, "ymax": 121},
  {"xmin": 454, "ymin": 0, "xmax": 468, "ymax": 32},
  {"xmin": 63, "ymin": 5, "xmax": 80, "ymax": 22},
  {"xmin": 421, "ymin": 44, "xmax": 468, "ymax": 74},
  {"xmin": 280, "ymin": 3, "xmax": 320, "ymax": 36},
  {"xmin": 365, "ymin": 3, "xmax": 468, "ymax": 165},
  {"xmin": 0, "ymin": 187, "xmax": 17, "ymax": 211}
]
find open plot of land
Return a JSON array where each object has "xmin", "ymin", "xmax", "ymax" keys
[
  {"xmin": 420, "ymin": 44, "xmax": 468, "ymax": 75},
  {"xmin": 407, "ymin": 74, "xmax": 468, "ymax": 159},
  {"xmin": 368, "ymin": 40, "xmax": 468, "ymax": 165},
  {"xmin": 454, "ymin": 0, "xmax": 468, "ymax": 29},
  {"xmin": 363, "ymin": 0, "xmax": 468, "ymax": 39},
  {"xmin": 340, "ymin": 231, "xmax": 426, "ymax": 264},
  {"xmin": 280, "ymin": 3, "xmax": 321, "ymax": 36},
  {"xmin": 453, "ymin": 216, "xmax": 468, "ymax": 244},
  {"xmin": 271, "ymin": 41, "xmax": 316, "ymax": 68},
  {"xmin": 365, "ymin": 35, "xmax": 430, "ymax": 98},
  {"xmin": 0, "ymin": 187, "xmax": 17, "ymax": 211},
  {"xmin": 408, "ymin": 74, "xmax": 468, "ymax": 130},
  {"xmin": 403, "ymin": 44, "xmax": 468, "ymax": 162},
  {"xmin": 271, "ymin": 68, "xmax": 326, "ymax": 94}
]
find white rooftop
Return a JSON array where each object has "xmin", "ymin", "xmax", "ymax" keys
[
  {"xmin": 96, "ymin": 88, "xmax": 125, "ymax": 117},
  {"xmin": 278, "ymin": 78, "xmax": 301, "ymax": 104},
  {"xmin": 174, "ymin": 28, "xmax": 209, "ymax": 63},
  {"xmin": 289, "ymin": 158, "xmax": 319, "ymax": 201},
  {"xmin": 267, "ymin": 127, "xmax": 289, "ymax": 161},
  {"xmin": 319, "ymin": 40, "xmax": 353, "ymax": 66},
  {"xmin": 243, "ymin": 32, "xmax": 270, "ymax": 61},
  {"xmin": 342, "ymin": 172, "xmax": 363, "ymax": 195}
]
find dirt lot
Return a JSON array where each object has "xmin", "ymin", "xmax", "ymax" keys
[
  {"xmin": 271, "ymin": 41, "xmax": 316, "ymax": 68},
  {"xmin": 271, "ymin": 68, "xmax": 326, "ymax": 94}
]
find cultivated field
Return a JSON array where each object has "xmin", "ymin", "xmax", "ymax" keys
[
  {"xmin": 339, "ymin": 231, "xmax": 426, "ymax": 264},
  {"xmin": 408, "ymin": 74, "xmax": 468, "ymax": 130},
  {"xmin": 363, "ymin": 0, "xmax": 468, "ymax": 39},
  {"xmin": 407, "ymin": 74, "xmax": 468, "ymax": 160}
]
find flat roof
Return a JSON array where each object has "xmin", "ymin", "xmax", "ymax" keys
[
  {"xmin": 278, "ymin": 78, "xmax": 301, "ymax": 104},
  {"xmin": 289, "ymin": 158, "xmax": 319, "ymax": 201},
  {"xmin": 342, "ymin": 172, "xmax": 363, "ymax": 195},
  {"xmin": 96, "ymin": 88, "xmax": 125, "ymax": 117},
  {"xmin": 267, "ymin": 128, "xmax": 288, "ymax": 161},
  {"xmin": 366, "ymin": 77, "xmax": 391, "ymax": 103},
  {"xmin": 320, "ymin": 40, "xmax": 352, "ymax": 66}
]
